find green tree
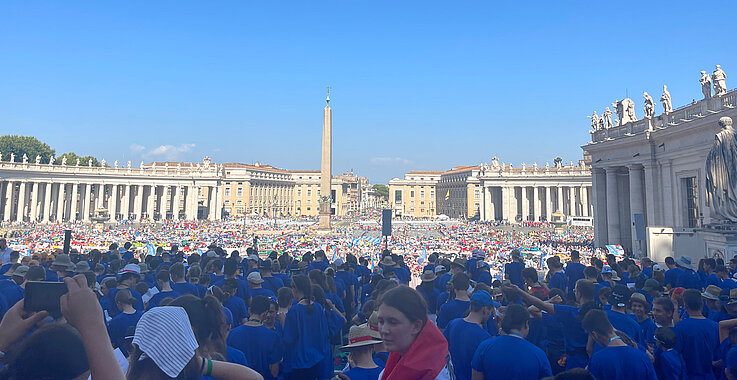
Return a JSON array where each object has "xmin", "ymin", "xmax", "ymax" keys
[
  {"xmin": 57, "ymin": 152, "xmax": 102, "ymax": 167},
  {"xmin": 0, "ymin": 135, "xmax": 55, "ymax": 163},
  {"xmin": 373, "ymin": 184, "xmax": 389, "ymax": 200}
]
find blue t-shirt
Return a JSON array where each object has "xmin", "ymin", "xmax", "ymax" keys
[
  {"xmin": 635, "ymin": 316, "xmax": 657, "ymax": 345},
  {"xmin": 307, "ymin": 260, "xmax": 329, "ymax": 273},
  {"xmin": 664, "ymin": 268, "xmax": 682, "ymax": 288},
  {"xmin": 227, "ymin": 324, "xmax": 282, "ymax": 380},
  {"xmin": 435, "ymin": 273, "xmax": 451, "ymax": 292},
  {"xmin": 171, "ymin": 282, "xmax": 200, "ymax": 297},
  {"xmin": 444, "ymin": 319, "xmax": 491, "ymax": 380},
  {"xmin": 107, "ymin": 311, "xmax": 142, "ymax": 356},
  {"xmin": 548, "ymin": 271, "xmax": 567, "ymax": 293},
  {"xmin": 472, "ymin": 335, "xmax": 552, "ymax": 380},
  {"xmin": 343, "ymin": 366, "xmax": 383, "ymax": 380},
  {"xmin": 147, "ymin": 290, "xmax": 180, "ymax": 310},
  {"xmin": 655, "ymin": 348, "xmax": 686, "ymax": 380},
  {"xmin": 261, "ymin": 275, "xmax": 285, "ymax": 295},
  {"xmin": 565, "ymin": 262, "xmax": 586, "ymax": 294},
  {"xmin": 107, "ymin": 288, "xmax": 145, "ymax": 317},
  {"xmin": 674, "ymin": 318, "xmax": 719, "ymax": 380},
  {"xmin": 552, "ymin": 305, "xmax": 589, "ymax": 369},
  {"xmin": 223, "ymin": 296, "xmax": 249, "ymax": 326},
  {"xmin": 416, "ymin": 285, "xmax": 440, "ymax": 314},
  {"xmin": 505, "ymin": 261, "xmax": 525, "ymax": 288},
  {"xmin": 676, "ymin": 269, "xmax": 702, "ymax": 290},
  {"xmin": 282, "ymin": 303, "xmax": 328, "ymax": 373},
  {"xmin": 437, "ymin": 299, "xmax": 470, "ymax": 329},
  {"xmin": 476, "ymin": 270, "xmax": 492, "ymax": 286},
  {"xmin": 606, "ymin": 309, "xmax": 644, "ymax": 346},
  {"xmin": 250, "ymin": 287, "xmax": 276, "ymax": 299},
  {"xmin": 0, "ymin": 282, "xmax": 23, "ymax": 308},
  {"xmin": 588, "ymin": 345, "xmax": 657, "ymax": 380}
]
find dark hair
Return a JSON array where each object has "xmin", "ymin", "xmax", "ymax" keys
[
  {"xmin": 292, "ymin": 275, "xmax": 314, "ymax": 313},
  {"xmin": 169, "ymin": 262, "xmax": 185, "ymax": 281},
  {"xmin": 452, "ymin": 272, "xmax": 470, "ymax": 291},
  {"xmin": 224, "ymin": 258, "xmax": 238, "ymax": 276},
  {"xmin": 570, "ymin": 250, "xmax": 580, "ymax": 259},
  {"xmin": 665, "ymin": 257, "xmax": 675, "ymax": 266},
  {"xmin": 156, "ymin": 269, "xmax": 171, "ymax": 283},
  {"xmin": 168, "ymin": 294, "xmax": 227, "ymax": 360},
  {"xmin": 716, "ymin": 265, "xmax": 729, "ymax": 274},
  {"xmin": 308, "ymin": 269, "xmax": 329, "ymax": 293},
  {"xmin": 250, "ymin": 295, "xmax": 270, "ymax": 315},
  {"xmin": 134, "ymin": 282, "xmax": 149, "ymax": 296},
  {"xmin": 221, "ymin": 278, "xmax": 239, "ymax": 301},
  {"xmin": 311, "ymin": 284, "xmax": 330, "ymax": 313},
  {"xmin": 653, "ymin": 296, "xmax": 675, "ymax": 314},
  {"xmin": 581, "ymin": 309, "xmax": 613, "ymax": 335},
  {"xmin": 655, "ymin": 327, "xmax": 677, "ymax": 349},
  {"xmin": 324, "ymin": 267, "xmax": 338, "ymax": 294},
  {"xmin": 584, "ymin": 266, "xmax": 599, "ymax": 279},
  {"xmin": 575, "ymin": 279, "xmax": 595, "ymax": 301},
  {"xmin": 379, "ymin": 286, "xmax": 427, "ymax": 328},
  {"xmin": 127, "ymin": 345, "xmax": 200, "ymax": 379},
  {"xmin": 683, "ymin": 289, "xmax": 703, "ymax": 311},
  {"xmin": 546, "ymin": 257, "xmax": 563, "ymax": 270},
  {"xmin": 26, "ymin": 266, "xmax": 46, "ymax": 281},
  {"xmin": 521, "ymin": 267, "xmax": 538, "ymax": 283},
  {"xmin": 598, "ymin": 286, "xmax": 612, "ymax": 300},
  {"xmin": 188, "ymin": 265, "xmax": 202, "ymax": 283},
  {"xmin": 277, "ymin": 287, "xmax": 294, "ymax": 308},
  {"xmin": 548, "ymin": 288, "xmax": 565, "ymax": 301},
  {"xmin": 553, "ymin": 368, "xmax": 596, "ymax": 380},
  {"xmin": 0, "ymin": 324, "xmax": 89, "ymax": 379},
  {"xmin": 115, "ymin": 288, "xmax": 137, "ymax": 305},
  {"xmin": 501, "ymin": 304, "xmax": 529, "ymax": 333}
]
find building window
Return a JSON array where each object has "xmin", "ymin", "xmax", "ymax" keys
[
  {"xmin": 410, "ymin": 191, "xmax": 415, "ymax": 197},
  {"xmin": 307, "ymin": 189, "xmax": 312, "ymax": 197},
  {"xmin": 474, "ymin": 190, "xmax": 480, "ymax": 199},
  {"xmin": 236, "ymin": 200, "xmax": 242, "ymax": 205},
  {"xmin": 420, "ymin": 190, "xmax": 425, "ymax": 198},
  {"xmin": 430, "ymin": 191, "xmax": 435, "ymax": 198},
  {"xmin": 395, "ymin": 190, "xmax": 402, "ymax": 202},
  {"xmin": 224, "ymin": 188, "xmax": 231, "ymax": 196},
  {"xmin": 237, "ymin": 187, "xmax": 243, "ymax": 196},
  {"xmin": 683, "ymin": 177, "xmax": 699, "ymax": 228},
  {"xmin": 297, "ymin": 189, "xmax": 302, "ymax": 197}
]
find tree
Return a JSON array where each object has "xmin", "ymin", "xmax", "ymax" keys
[
  {"xmin": 0, "ymin": 135, "xmax": 55, "ymax": 163},
  {"xmin": 373, "ymin": 184, "xmax": 389, "ymax": 200},
  {"xmin": 57, "ymin": 152, "xmax": 102, "ymax": 167}
]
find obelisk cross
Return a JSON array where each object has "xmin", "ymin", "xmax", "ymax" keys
[{"xmin": 326, "ymin": 86, "xmax": 331, "ymax": 104}]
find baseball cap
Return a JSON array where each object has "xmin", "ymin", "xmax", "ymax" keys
[
  {"xmin": 247, "ymin": 255, "xmax": 259, "ymax": 262},
  {"xmin": 470, "ymin": 290, "xmax": 494, "ymax": 307},
  {"xmin": 247, "ymin": 272, "xmax": 264, "ymax": 283},
  {"xmin": 601, "ymin": 265, "xmax": 613, "ymax": 274},
  {"xmin": 12, "ymin": 265, "xmax": 29, "ymax": 277},
  {"xmin": 609, "ymin": 285, "xmax": 631, "ymax": 307},
  {"xmin": 118, "ymin": 263, "xmax": 141, "ymax": 275},
  {"xmin": 642, "ymin": 279, "xmax": 663, "ymax": 292},
  {"xmin": 434, "ymin": 265, "xmax": 446, "ymax": 274},
  {"xmin": 629, "ymin": 292, "xmax": 649, "ymax": 309}
]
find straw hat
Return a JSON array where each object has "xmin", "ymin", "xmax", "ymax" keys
[
  {"xmin": 341, "ymin": 324, "xmax": 382, "ymax": 349},
  {"xmin": 421, "ymin": 270, "xmax": 436, "ymax": 282},
  {"xmin": 703, "ymin": 285, "xmax": 722, "ymax": 301}
]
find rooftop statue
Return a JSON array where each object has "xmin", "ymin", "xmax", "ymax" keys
[
  {"xmin": 700, "ymin": 70, "xmax": 712, "ymax": 99},
  {"xmin": 713, "ymin": 65, "xmax": 728, "ymax": 97},
  {"xmin": 114, "ymin": 160, "xmax": 118, "ymax": 168},
  {"xmin": 9, "ymin": 153, "xmax": 15, "ymax": 163},
  {"xmin": 61, "ymin": 156, "xmax": 67, "ymax": 166},
  {"xmin": 706, "ymin": 116, "xmax": 737, "ymax": 222},
  {"xmin": 76, "ymin": 158, "xmax": 80, "ymax": 166},
  {"xmin": 35, "ymin": 155, "xmax": 41, "ymax": 164},
  {"xmin": 22, "ymin": 154, "xmax": 28, "ymax": 164},
  {"xmin": 643, "ymin": 92, "xmax": 655, "ymax": 118},
  {"xmin": 49, "ymin": 155, "xmax": 55, "ymax": 165},
  {"xmin": 612, "ymin": 98, "xmax": 637, "ymax": 126},
  {"xmin": 587, "ymin": 111, "xmax": 600, "ymax": 131},
  {"xmin": 603, "ymin": 107, "xmax": 613, "ymax": 129},
  {"xmin": 660, "ymin": 85, "xmax": 672, "ymax": 114}
]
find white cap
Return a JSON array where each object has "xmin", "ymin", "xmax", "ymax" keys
[
  {"xmin": 118, "ymin": 263, "xmax": 141, "ymax": 275},
  {"xmin": 133, "ymin": 307, "xmax": 199, "ymax": 377},
  {"xmin": 247, "ymin": 272, "xmax": 264, "ymax": 283}
]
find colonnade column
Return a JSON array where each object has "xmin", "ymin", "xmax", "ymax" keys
[
  {"xmin": 56, "ymin": 184, "xmax": 65, "ymax": 222},
  {"xmin": 556, "ymin": 186, "xmax": 563, "ymax": 214},
  {"xmin": 145, "ymin": 185, "xmax": 155, "ymax": 220},
  {"xmin": 108, "ymin": 185, "xmax": 118, "ymax": 221},
  {"xmin": 215, "ymin": 186, "xmax": 223, "ymax": 220},
  {"xmin": 4, "ymin": 181, "xmax": 14, "ymax": 221},
  {"xmin": 207, "ymin": 186, "xmax": 216, "ymax": 220},
  {"xmin": 16, "ymin": 181, "xmax": 27, "ymax": 222},
  {"xmin": 42, "ymin": 182, "xmax": 52, "ymax": 222},
  {"xmin": 82, "ymin": 184, "xmax": 92, "ymax": 221},
  {"xmin": 120, "ymin": 185, "xmax": 130, "ymax": 220},
  {"xmin": 70, "ymin": 183, "xmax": 79, "ymax": 221},
  {"xmin": 133, "ymin": 185, "xmax": 144, "ymax": 221},
  {"xmin": 605, "ymin": 167, "xmax": 621, "ymax": 245},
  {"xmin": 172, "ymin": 185, "xmax": 181, "ymax": 220},
  {"xmin": 533, "ymin": 187, "xmax": 541, "ymax": 222},
  {"xmin": 581, "ymin": 186, "xmax": 589, "ymax": 217},
  {"xmin": 545, "ymin": 186, "xmax": 552, "ymax": 222},
  {"xmin": 628, "ymin": 165, "xmax": 645, "ymax": 256},
  {"xmin": 568, "ymin": 186, "xmax": 575, "ymax": 216},
  {"xmin": 521, "ymin": 187, "xmax": 529, "ymax": 222},
  {"xmin": 592, "ymin": 170, "xmax": 607, "ymax": 247},
  {"xmin": 29, "ymin": 183, "xmax": 39, "ymax": 222}
]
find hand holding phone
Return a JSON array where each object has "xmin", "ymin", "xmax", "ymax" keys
[{"xmin": 24, "ymin": 281, "xmax": 68, "ymax": 318}]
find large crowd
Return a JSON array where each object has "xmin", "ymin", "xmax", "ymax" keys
[{"xmin": 0, "ymin": 219, "xmax": 733, "ymax": 380}]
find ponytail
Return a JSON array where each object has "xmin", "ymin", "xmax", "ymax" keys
[
  {"xmin": 168, "ymin": 294, "xmax": 227, "ymax": 360},
  {"xmin": 292, "ymin": 275, "xmax": 314, "ymax": 314}
]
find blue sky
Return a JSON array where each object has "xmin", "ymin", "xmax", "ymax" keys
[{"xmin": 2, "ymin": 1, "xmax": 736, "ymax": 184}]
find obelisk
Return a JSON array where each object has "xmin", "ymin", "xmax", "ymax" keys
[{"xmin": 318, "ymin": 87, "xmax": 332, "ymax": 232}]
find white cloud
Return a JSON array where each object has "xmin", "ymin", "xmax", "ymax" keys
[
  {"xmin": 129, "ymin": 143, "xmax": 196, "ymax": 161},
  {"xmin": 370, "ymin": 156, "xmax": 412, "ymax": 165}
]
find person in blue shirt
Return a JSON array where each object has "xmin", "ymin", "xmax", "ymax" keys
[
  {"xmin": 416, "ymin": 270, "xmax": 441, "ymax": 317},
  {"xmin": 508, "ymin": 278, "xmax": 598, "ymax": 370},
  {"xmin": 248, "ymin": 272, "xmax": 276, "ymax": 299},
  {"xmin": 606, "ymin": 285, "xmax": 645, "ymax": 346},
  {"xmin": 583, "ymin": 309, "xmax": 657, "ymax": 380},
  {"xmin": 674, "ymin": 256, "xmax": 702, "ymax": 290},
  {"xmin": 565, "ymin": 251, "xmax": 586, "ymax": 298},
  {"xmin": 146, "ymin": 269, "xmax": 180, "ymax": 310},
  {"xmin": 653, "ymin": 327, "xmax": 685, "ymax": 380},
  {"xmin": 444, "ymin": 290, "xmax": 494, "ymax": 380},
  {"xmin": 630, "ymin": 292, "xmax": 657, "ymax": 350},
  {"xmin": 472, "ymin": 304, "xmax": 552, "ymax": 380},
  {"xmin": 0, "ymin": 250, "xmax": 19, "ymax": 275},
  {"xmin": 220, "ymin": 278, "xmax": 249, "ymax": 326},
  {"xmin": 107, "ymin": 289, "xmax": 143, "ymax": 357},
  {"xmin": 307, "ymin": 250, "xmax": 329, "ymax": 273},
  {"xmin": 282, "ymin": 274, "xmax": 329, "ymax": 380},
  {"xmin": 0, "ymin": 266, "xmax": 27, "ymax": 308},
  {"xmin": 547, "ymin": 257, "xmax": 567, "ymax": 294},
  {"xmin": 339, "ymin": 324, "xmax": 384, "ymax": 380},
  {"xmin": 664, "ymin": 257, "xmax": 682, "ymax": 290},
  {"xmin": 435, "ymin": 263, "xmax": 452, "ymax": 293},
  {"xmin": 227, "ymin": 296, "xmax": 283, "ymax": 380},
  {"xmin": 716, "ymin": 266, "xmax": 737, "ymax": 289},
  {"xmin": 216, "ymin": 258, "xmax": 250, "ymax": 302},
  {"xmin": 260, "ymin": 258, "xmax": 285, "ymax": 295},
  {"xmin": 674, "ymin": 289, "xmax": 720, "ymax": 380},
  {"xmin": 437, "ymin": 272, "xmax": 472, "ymax": 330},
  {"xmin": 504, "ymin": 250, "xmax": 525, "ymax": 289},
  {"xmin": 272, "ymin": 260, "xmax": 291, "ymax": 288},
  {"xmin": 169, "ymin": 262, "xmax": 199, "ymax": 296}
]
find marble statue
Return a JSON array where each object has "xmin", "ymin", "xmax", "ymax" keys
[
  {"xmin": 521, "ymin": 163, "xmax": 526, "ymax": 172},
  {"xmin": 101, "ymin": 159, "xmax": 106, "ymax": 167},
  {"xmin": 140, "ymin": 161, "xmax": 144, "ymax": 169},
  {"xmin": 9, "ymin": 153, "xmax": 14, "ymax": 163},
  {"xmin": 492, "ymin": 156, "xmax": 499, "ymax": 168},
  {"xmin": 88, "ymin": 160, "xmax": 92, "ymax": 167},
  {"xmin": 612, "ymin": 98, "xmax": 637, "ymax": 126},
  {"xmin": 127, "ymin": 161, "xmax": 131, "ymax": 169},
  {"xmin": 75, "ymin": 158, "xmax": 80, "ymax": 166},
  {"xmin": 603, "ymin": 107, "xmax": 613, "ymax": 129},
  {"xmin": 22, "ymin": 154, "xmax": 28, "ymax": 164},
  {"xmin": 0, "ymin": 153, "xmax": 3, "ymax": 162},
  {"xmin": 660, "ymin": 85, "xmax": 672, "ymax": 114},
  {"xmin": 598, "ymin": 115, "xmax": 604, "ymax": 130},
  {"xmin": 701, "ymin": 70, "xmax": 712, "ymax": 99},
  {"xmin": 545, "ymin": 162, "xmax": 550, "ymax": 169},
  {"xmin": 643, "ymin": 92, "xmax": 655, "ymax": 118},
  {"xmin": 35, "ymin": 155, "xmax": 41, "ymax": 164},
  {"xmin": 706, "ymin": 116, "xmax": 737, "ymax": 221},
  {"xmin": 533, "ymin": 162, "xmax": 538, "ymax": 170},
  {"xmin": 713, "ymin": 65, "xmax": 727, "ymax": 97},
  {"xmin": 587, "ymin": 111, "xmax": 600, "ymax": 130},
  {"xmin": 61, "ymin": 156, "xmax": 67, "ymax": 166},
  {"xmin": 49, "ymin": 155, "xmax": 54, "ymax": 165},
  {"xmin": 114, "ymin": 160, "xmax": 118, "ymax": 168}
]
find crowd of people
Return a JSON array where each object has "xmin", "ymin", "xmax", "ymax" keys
[{"xmin": 0, "ymin": 218, "xmax": 734, "ymax": 379}]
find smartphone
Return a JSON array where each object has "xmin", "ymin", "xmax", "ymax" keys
[{"xmin": 24, "ymin": 281, "xmax": 68, "ymax": 318}]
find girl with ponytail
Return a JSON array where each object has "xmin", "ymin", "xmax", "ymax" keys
[{"xmin": 282, "ymin": 275, "xmax": 329, "ymax": 380}]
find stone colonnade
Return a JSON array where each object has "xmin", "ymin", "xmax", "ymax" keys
[{"xmin": 481, "ymin": 183, "xmax": 592, "ymax": 222}]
